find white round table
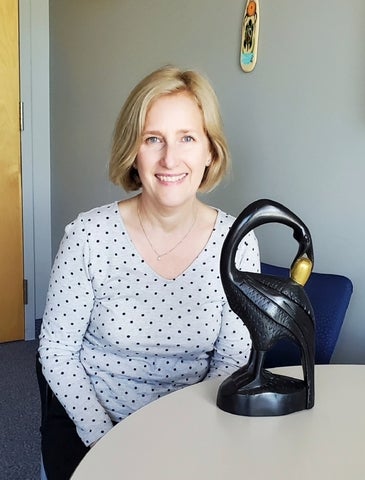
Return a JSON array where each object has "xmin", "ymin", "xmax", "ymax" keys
[{"xmin": 72, "ymin": 365, "xmax": 365, "ymax": 480}]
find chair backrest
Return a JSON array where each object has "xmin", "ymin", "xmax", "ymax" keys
[
  {"xmin": 261, "ymin": 262, "xmax": 353, "ymax": 367},
  {"xmin": 36, "ymin": 352, "xmax": 53, "ymax": 427}
]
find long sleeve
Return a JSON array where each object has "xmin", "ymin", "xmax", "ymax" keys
[
  {"xmin": 38, "ymin": 214, "xmax": 114, "ymax": 446},
  {"xmin": 207, "ymin": 230, "xmax": 260, "ymax": 378}
]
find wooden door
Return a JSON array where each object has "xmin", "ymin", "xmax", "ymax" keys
[{"xmin": 0, "ymin": 0, "xmax": 24, "ymax": 342}]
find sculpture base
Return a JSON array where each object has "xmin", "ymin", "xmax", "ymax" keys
[{"xmin": 217, "ymin": 369, "xmax": 308, "ymax": 416}]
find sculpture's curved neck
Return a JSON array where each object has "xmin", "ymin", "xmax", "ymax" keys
[{"xmin": 220, "ymin": 199, "xmax": 314, "ymax": 281}]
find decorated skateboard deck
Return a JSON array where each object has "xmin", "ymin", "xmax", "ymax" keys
[{"xmin": 240, "ymin": 0, "xmax": 260, "ymax": 72}]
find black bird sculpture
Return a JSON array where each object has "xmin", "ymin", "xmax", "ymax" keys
[{"xmin": 217, "ymin": 199, "xmax": 315, "ymax": 416}]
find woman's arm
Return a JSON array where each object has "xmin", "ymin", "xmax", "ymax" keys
[
  {"xmin": 207, "ymin": 230, "xmax": 260, "ymax": 378},
  {"xmin": 38, "ymin": 214, "xmax": 114, "ymax": 446}
]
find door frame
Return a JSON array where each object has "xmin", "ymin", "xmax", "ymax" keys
[{"xmin": 19, "ymin": 0, "xmax": 52, "ymax": 339}]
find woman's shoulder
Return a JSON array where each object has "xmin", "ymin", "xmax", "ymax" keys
[
  {"xmin": 63, "ymin": 202, "xmax": 120, "ymax": 235},
  {"xmin": 213, "ymin": 207, "xmax": 236, "ymax": 231},
  {"xmin": 76, "ymin": 202, "xmax": 119, "ymax": 222},
  {"xmin": 213, "ymin": 206, "xmax": 260, "ymax": 259}
]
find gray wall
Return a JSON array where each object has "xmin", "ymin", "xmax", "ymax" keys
[{"xmin": 49, "ymin": 0, "xmax": 365, "ymax": 363}]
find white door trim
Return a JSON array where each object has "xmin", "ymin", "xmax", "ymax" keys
[{"xmin": 19, "ymin": 0, "xmax": 52, "ymax": 339}]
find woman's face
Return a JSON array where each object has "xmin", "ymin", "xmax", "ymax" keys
[{"xmin": 135, "ymin": 92, "xmax": 211, "ymax": 208}]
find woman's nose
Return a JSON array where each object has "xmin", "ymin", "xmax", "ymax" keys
[{"xmin": 159, "ymin": 142, "xmax": 180, "ymax": 169}]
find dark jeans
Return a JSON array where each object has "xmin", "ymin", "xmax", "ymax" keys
[{"xmin": 41, "ymin": 395, "xmax": 89, "ymax": 480}]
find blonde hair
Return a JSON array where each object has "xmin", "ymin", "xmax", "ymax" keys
[{"xmin": 109, "ymin": 65, "xmax": 230, "ymax": 192}]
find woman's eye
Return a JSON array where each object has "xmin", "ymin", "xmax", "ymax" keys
[
  {"xmin": 182, "ymin": 135, "xmax": 194, "ymax": 142},
  {"xmin": 145, "ymin": 136, "xmax": 161, "ymax": 144}
]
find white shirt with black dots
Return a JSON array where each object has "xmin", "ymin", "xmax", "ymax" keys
[{"xmin": 39, "ymin": 202, "xmax": 260, "ymax": 446}]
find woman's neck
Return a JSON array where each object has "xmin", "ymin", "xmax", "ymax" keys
[{"xmin": 136, "ymin": 194, "xmax": 200, "ymax": 234}]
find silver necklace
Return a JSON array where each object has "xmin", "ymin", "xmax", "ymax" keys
[{"xmin": 137, "ymin": 202, "xmax": 197, "ymax": 261}]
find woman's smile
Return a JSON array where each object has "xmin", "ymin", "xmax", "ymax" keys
[{"xmin": 155, "ymin": 173, "xmax": 188, "ymax": 184}]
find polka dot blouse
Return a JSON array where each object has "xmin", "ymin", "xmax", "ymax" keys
[{"xmin": 38, "ymin": 202, "xmax": 260, "ymax": 446}]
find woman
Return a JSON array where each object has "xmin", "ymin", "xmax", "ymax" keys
[{"xmin": 39, "ymin": 65, "xmax": 260, "ymax": 478}]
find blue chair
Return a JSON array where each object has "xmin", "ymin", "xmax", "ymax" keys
[{"xmin": 261, "ymin": 262, "xmax": 353, "ymax": 367}]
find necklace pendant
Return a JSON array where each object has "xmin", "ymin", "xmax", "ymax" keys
[{"xmin": 137, "ymin": 199, "xmax": 197, "ymax": 263}]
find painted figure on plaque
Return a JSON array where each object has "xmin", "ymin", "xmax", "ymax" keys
[{"xmin": 241, "ymin": 0, "xmax": 260, "ymax": 72}]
